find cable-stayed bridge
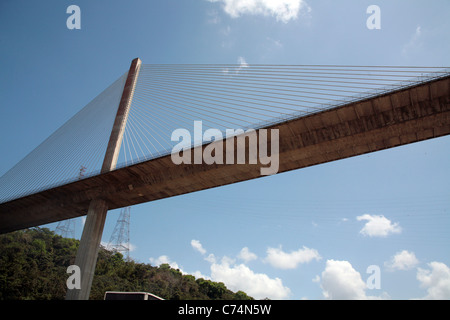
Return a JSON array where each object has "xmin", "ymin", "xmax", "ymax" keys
[{"xmin": 0, "ymin": 59, "xmax": 448, "ymax": 299}]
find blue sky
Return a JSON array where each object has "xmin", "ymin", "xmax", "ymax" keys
[{"xmin": 1, "ymin": 0, "xmax": 449, "ymax": 299}]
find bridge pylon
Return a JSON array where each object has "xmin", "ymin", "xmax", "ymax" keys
[{"xmin": 65, "ymin": 58, "xmax": 141, "ymax": 300}]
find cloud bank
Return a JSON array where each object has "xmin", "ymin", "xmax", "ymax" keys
[{"xmin": 191, "ymin": 239, "xmax": 292, "ymax": 299}]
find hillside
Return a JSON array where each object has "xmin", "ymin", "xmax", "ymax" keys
[{"xmin": 0, "ymin": 228, "xmax": 253, "ymax": 300}]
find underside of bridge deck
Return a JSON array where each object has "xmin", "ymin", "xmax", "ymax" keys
[{"xmin": 0, "ymin": 76, "xmax": 448, "ymax": 234}]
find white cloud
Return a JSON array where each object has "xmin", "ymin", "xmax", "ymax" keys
[
  {"xmin": 265, "ymin": 246, "xmax": 321, "ymax": 269},
  {"xmin": 150, "ymin": 238, "xmax": 292, "ymax": 299},
  {"xmin": 320, "ymin": 260, "xmax": 390, "ymax": 300},
  {"xmin": 415, "ymin": 25, "xmax": 422, "ymax": 37},
  {"xmin": 210, "ymin": 259, "xmax": 291, "ymax": 299},
  {"xmin": 191, "ymin": 270, "xmax": 210, "ymax": 280},
  {"xmin": 237, "ymin": 56, "xmax": 248, "ymax": 68},
  {"xmin": 238, "ymin": 247, "xmax": 258, "ymax": 262},
  {"xmin": 207, "ymin": 0, "xmax": 310, "ymax": 23},
  {"xmin": 191, "ymin": 239, "xmax": 207, "ymax": 255},
  {"xmin": 149, "ymin": 255, "xmax": 209, "ymax": 279},
  {"xmin": 188, "ymin": 240, "xmax": 291, "ymax": 299},
  {"xmin": 356, "ymin": 214, "xmax": 402, "ymax": 237},
  {"xmin": 149, "ymin": 255, "xmax": 181, "ymax": 270},
  {"xmin": 236, "ymin": 56, "xmax": 249, "ymax": 73},
  {"xmin": 385, "ymin": 250, "xmax": 419, "ymax": 271},
  {"xmin": 402, "ymin": 25, "xmax": 423, "ymax": 57},
  {"xmin": 205, "ymin": 253, "xmax": 217, "ymax": 264},
  {"xmin": 206, "ymin": 9, "xmax": 221, "ymax": 24},
  {"xmin": 321, "ymin": 260, "xmax": 368, "ymax": 300},
  {"xmin": 222, "ymin": 56, "xmax": 249, "ymax": 75},
  {"xmin": 221, "ymin": 25, "xmax": 232, "ymax": 36},
  {"xmin": 266, "ymin": 37, "xmax": 283, "ymax": 48},
  {"xmin": 416, "ymin": 262, "xmax": 450, "ymax": 299}
]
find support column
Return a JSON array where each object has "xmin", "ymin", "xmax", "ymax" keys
[
  {"xmin": 66, "ymin": 58, "xmax": 141, "ymax": 300},
  {"xmin": 66, "ymin": 199, "xmax": 108, "ymax": 300}
]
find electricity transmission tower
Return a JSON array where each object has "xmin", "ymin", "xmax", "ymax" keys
[
  {"xmin": 55, "ymin": 166, "xmax": 87, "ymax": 238},
  {"xmin": 107, "ymin": 206, "xmax": 131, "ymax": 260},
  {"xmin": 55, "ymin": 218, "xmax": 76, "ymax": 239}
]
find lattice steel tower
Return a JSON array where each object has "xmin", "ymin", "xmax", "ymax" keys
[
  {"xmin": 55, "ymin": 166, "xmax": 87, "ymax": 238},
  {"xmin": 107, "ymin": 206, "xmax": 131, "ymax": 260},
  {"xmin": 55, "ymin": 218, "xmax": 76, "ymax": 239}
]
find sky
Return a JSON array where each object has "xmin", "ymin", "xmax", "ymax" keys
[{"xmin": 1, "ymin": 0, "xmax": 449, "ymax": 300}]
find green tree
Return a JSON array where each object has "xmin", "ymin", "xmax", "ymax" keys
[{"xmin": 0, "ymin": 228, "xmax": 254, "ymax": 300}]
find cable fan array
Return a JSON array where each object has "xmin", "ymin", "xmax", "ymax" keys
[
  {"xmin": 0, "ymin": 72, "xmax": 128, "ymax": 204},
  {"xmin": 117, "ymin": 64, "xmax": 449, "ymax": 167},
  {"xmin": 0, "ymin": 64, "xmax": 448, "ymax": 203}
]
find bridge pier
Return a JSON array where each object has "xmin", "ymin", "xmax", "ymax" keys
[
  {"xmin": 65, "ymin": 199, "xmax": 108, "ymax": 300},
  {"xmin": 66, "ymin": 58, "xmax": 141, "ymax": 300}
]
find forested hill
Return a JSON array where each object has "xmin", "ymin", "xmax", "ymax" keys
[{"xmin": 0, "ymin": 227, "xmax": 253, "ymax": 300}]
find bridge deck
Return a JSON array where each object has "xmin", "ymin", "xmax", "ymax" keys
[{"xmin": 0, "ymin": 76, "xmax": 448, "ymax": 234}]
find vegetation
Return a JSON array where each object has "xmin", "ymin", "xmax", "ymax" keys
[{"xmin": 0, "ymin": 228, "xmax": 253, "ymax": 300}]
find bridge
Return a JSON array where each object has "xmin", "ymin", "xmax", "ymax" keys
[{"xmin": 0, "ymin": 59, "xmax": 448, "ymax": 299}]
